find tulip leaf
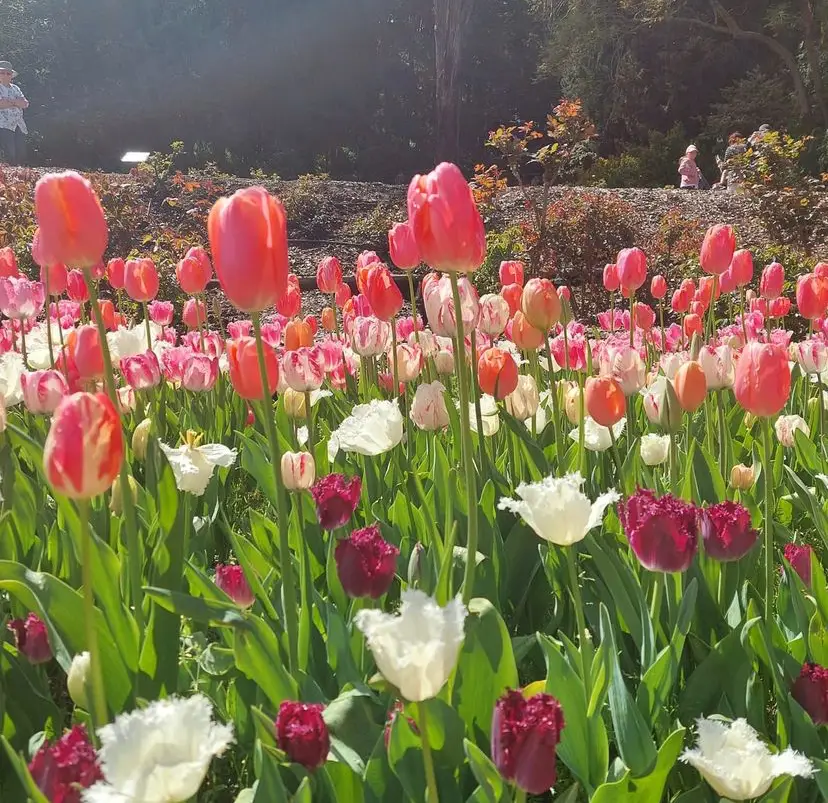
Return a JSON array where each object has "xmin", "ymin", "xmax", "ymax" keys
[
  {"xmin": 463, "ymin": 739, "xmax": 508, "ymax": 803},
  {"xmin": 452, "ymin": 598, "xmax": 518, "ymax": 748},
  {"xmin": 758, "ymin": 777, "xmax": 793, "ymax": 802},
  {"xmin": 387, "ymin": 709, "xmax": 427, "ymax": 803},
  {"xmin": 321, "ymin": 762, "xmax": 365, "ymax": 803},
  {"xmin": 0, "ymin": 736, "xmax": 50, "ymax": 803},
  {"xmin": 292, "ymin": 775, "xmax": 313, "ymax": 803},
  {"xmin": 143, "ymin": 587, "xmax": 251, "ymax": 628},
  {"xmin": 323, "ymin": 689, "xmax": 385, "ymax": 765},
  {"xmin": 363, "ymin": 730, "xmax": 405, "ymax": 803},
  {"xmin": 234, "ymin": 617, "xmax": 298, "ymax": 708},
  {"xmin": 589, "ymin": 727, "xmax": 685, "ymax": 803},
  {"xmin": 599, "ymin": 604, "xmax": 658, "ymax": 777},
  {"xmin": 692, "ymin": 444, "xmax": 726, "ymax": 505}
]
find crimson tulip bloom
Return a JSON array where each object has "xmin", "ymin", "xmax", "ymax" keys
[
  {"xmin": 792, "ymin": 663, "xmax": 828, "ymax": 725},
  {"xmin": 388, "ymin": 222, "xmax": 421, "ymax": 270},
  {"xmin": 733, "ymin": 341, "xmax": 790, "ymax": 417},
  {"xmin": 585, "ymin": 376, "xmax": 625, "ymax": 427},
  {"xmin": 28, "ymin": 725, "xmax": 102, "ymax": 800},
  {"xmin": 334, "ymin": 524, "xmax": 399, "ymax": 599},
  {"xmin": 215, "ymin": 564, "xmax": 255, "ymax": 608},
  {"xmin": 760, "ymin": 261, "xmax": 784, "ymax": 299},
  {"xmin": 492, "ymin": 689, "xmax": 565, "ymax": 795},
  {"xmin": 699, "ymin": 224, "xmax": 735, "ymax": 275},
  {"xmin": 227, "ymin": 336, "xmax": 279, "ymax": 400},
  {"xmin": 407, "ymin": 162, "xmax": 486, "ymax": 273},
  {"xmin": 602, "ymin": 263, "xmax": 619, "ymax": 292},
  {"xmin": 44, "ymin": 392, "xmax": 123, "ymax": 499},
  {"xmin": 365, "ymin": 264, "xmax": 404, "ymax": 322},
  {"xmin": 311, "ymin": 473, "xmax": 362, "ymax": 530},
  {"xmin": 208, "ymin": 186, "xmax": 289, "ymax": 312},
  {"xmin": 125, "ymin": 258, "xmax": 159, "ymax": 303},
  {"xmin": 8, "ymin": 612, "xmax": 52, "ymax": 664},
  {"xmin": 700, "ymin": 501, "xmax": 759, "ymax": 561},
  {"xmin": 618, "ymin": 489, "xmax": 699, "ymax": 572},
  {"xmin": 729, "ymin": 249, "xmax": 754, "ymax": 287},
  {"xmin": 616, "ymin": 247, "xmax": 647, "ymax": 292},
  {"xmin": 499, "ymin": 260, "xmax": 525, "ymax": 287},
  {"xmin": 784, "ymin": 543, "xmax": 813, "ymax": 587},
  {"xmin": 34, "ymin": 171, "xmax": 108, "ymax": 268},
  {"xmin": 478, "ymin": 347, "xmax": 519, "ymax": 400},
  {"xmin": 275, "ymin": 701, "xmax": 330, "ymax": 771}
]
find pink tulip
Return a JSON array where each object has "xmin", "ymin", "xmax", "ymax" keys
[
  {"xmin": 0, "ymin": 276, "xmax": 46, "ymax": 320},
  {"xmin": 729, "ymin": 249, "xmax": 753, "ymax": 287},
  {"xmin": 175, "ymin": 246, "xmax": 213, "ymax": 295},
  {"xmin": 125, "ymin": 258, "xmax": 159, "ymax": 303},
  {"xmin": 66, "ymin": 269, "xmax": 89, "ymax": 303},
  {"xmin": 335, "ymin": 283, "xmax": 352, "ymax": 308},
  {"xmin": 147, "ymin": 300, "xmax": 174, "ymax": 326},
  {"xmin": 182, "ymin": 298, "xmax": 207, "ymax": 330},
  {"xmin": 760, "ymin": 262, "xmax": 784, "ymax": 300},
  {"xmin": 227, "ymin": 319, "xmax": 253, "ymax": 339},
  {"xmin": 181, "ymin": 352, "xmax": 219, "ymax": 392},
  {"xmin": 393, "ymin": 342, "xmax": 424, "ymax": 383},
  {"xmin": 734, "ymin": 341, "xmax": 790, "ymax": 417},
  {"xmin": 0, "ymin": 246, "xmax": 19, "ymax": 278},
  {"xmin": 316, "ymin": 256, "xmax": 343, "ymax": 293},
  {"xmin": 423, "ymin": 274, "xmax": 479, "ymax": 337},
  {"xmin": 797, "ymin": 273, "xmax": 828, "ymax": 320},
  {"xmin": 616, "ymin": 248, "xmax": 647, "ymax": 292},
  {"xmin": 699, "ymin": 224, "xmax": 735, "ymax": 275},
  {"xmin": 769, "ymin": 296, "xmax": 791, "ymax": 318},
  {"xmin": 282, "ymin": 346, "xmax": 326, "ymax": 391},
  {"xmin": 650, "ymin": 275, "xmax": 667, "ymax": 300},
  {"xmin": 106, "ymin": 258, "xmax": 126, "ymax": 290},
  {"xmin": 21, "ymin": 370, "xmax": 69, "ymax": 414},
  {"xmin": 73, "ymin": 325, "xmax": 105, "ymax": 381},
  {"xmin": 718, "ymin": 268, "xmax": 736, "ymax": 295},
  {"xmin": 276, "ymin": 281, "xmax": 302, "ymax": 318},
  {"xmin": 352, "ymin": 316, "xmax": 390, "ymax": 357},
  {"xmin": 40, "ymin": 263, "xmax": 68, "ymax": 297},
  {"xmin": 602, "ymin": 263, "xmax": 619, "ymax": 292},
  {"xmin": 120, "ymin": 350, "xmax": 162, "ymax": 390},
  {"xmin": 388, "ymin": 223, "xmax": 421, "ymax": 271},
  {"xmin": 182, "ymin": 330, "xmax": 223, "ymax": 357}
]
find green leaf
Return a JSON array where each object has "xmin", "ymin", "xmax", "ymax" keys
[
  {"xmin": 387, "ymin": 710, "xmax": 426, "ymax": 803},
  {"xmin": 692, "ymin": 443, "xmax": 727, "ymax": 505},
  {"xmin": 0, "ymin": 737, "xmax": 50, "ymax": 803},
  {"xmin": 293, "ymin": 776, "xmax": 312, "ymax": 803},
  {"xmin": 322, "ymin": 762, "xmax": 365, "ymax": 803},
  {"xmin": 234, "ymin": 617, "xmax": 298, "ymax": 708},
  {"xmin": 463, "ymin": 739, "xmax": 508, "ymax": 803},
  {"xmin": 323, "ymin": 690, "xmax": 384, "ymax": 766}
]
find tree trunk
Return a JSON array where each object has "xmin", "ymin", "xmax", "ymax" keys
[
  {"xmin": 434, "ymin": 0, "xmax": 474, "ymax": 163},
  {"xmin": 798, "ymin": 0, "xmax": 828, "ymax": 126}
]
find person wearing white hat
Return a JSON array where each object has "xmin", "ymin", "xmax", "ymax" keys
[
  {"xmin": 0, "ymin": 61, "xmax": 29, "ymax": 166},
  {"xmin": 678, "ymin": 144, "xmax": 700, "ymax": 189}
]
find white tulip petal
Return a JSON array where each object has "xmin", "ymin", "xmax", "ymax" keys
[{"xmin": 328, "ymin": 399, "xmax": 403, "ymax": 457}]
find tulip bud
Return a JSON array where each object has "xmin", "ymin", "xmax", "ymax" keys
[
  {"xmin": 215, "ymin": 564, "xmax": 255, "ymax": 608},
  {"xmin": 616, "ymin": 247, "xmax": 647, "ymax": 291},
  {"xmin": 658, "ymin": 378, "xmax": 684, "ymax": 433},
  {"xmin": 699, "ymin": 224, "xmax": 735, "ymax": 275},
  {"xmin": 132, "ymin": 418, "xmax": 152, "ymax": 461},
  {"xmin": 7, "ymin": 613, "xmax": 52, "ymax": 664},
  {"xmin": 650, "ymin": 275, "xmax": 667, "ymax": 299},
  {"xmin": 584, "ymin": 376, "xmax": 625, "ymax": 427},
  {"xmin": 558, "ymin": 293, "xmax": 574, "ymax": 327},
  {"xmin": 67, "ymin": 651, "xmax": 91, "ymax": 710},
  {"xmin": 335, "ymin": 523, "xmax": 400, "ymax": 599},
  {"xmin": 673, "ymin": 360, "xmax": 707, "ymax": 412},
  {"xmin": 505, "ymin": 374, "xmax": 540, "ymax": 421},
  {"xmin": 760, "ymin": 261, "xmax": 784, "ymax": 299},
  {"xmin": 321, "ymin": 307, "xmax": 336, "ymax": 332},
  {"xmin": 281, "ymin": 451, "xmax": 316, "ymax": 491},
  {"xmin": 283, "ymin": 387, "xmax": 308, "ymax": 419},
  {"xmin": 729, "ymin": 463, "xmax": 755, "ymax": 491},
  {"xmin": 784, "ymin": 543, "xmax": 813, "ymax": 587},
  {"xmin": 407, "ymin": 542, "xmax": 426, "ymax": 587},
  {"xmin": 563, "ymin": 382, "xmax": 581, "ymax": 424},
  {"xmin": 388, "ymin": 223, "xmax": 420, "ymax": 271},
  {"xmin": 276, "ymin": 701, "xmax": 331, "ymax": 771},
  {"xmin": 478, "ymin": 347, "xmax": 519, "ymax": 400},
  {"xmin": 110, "ymin": 474, "xmax": 139, "ymax": 516},
  {"xmin": 602, "ymin": 263, "xmax": 619, "ymax": 292},
  {"xmin": 521, "ymin": 278, "xmax": 560, "ymax": 331}
]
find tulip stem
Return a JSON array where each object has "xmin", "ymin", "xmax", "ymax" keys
[
  {"xmin": 513, "ymin": 790, "xmax": 527, "ymax": 803},
  {"xmin": 716, "ymin": 390, "xmax": 727, "ymax": 474},
  {"xmin": 418, "ymin": 702, "xmax": 440, "ymax": 803},
  {"xmin": 141, "ymin": 302, "xmax": 153, "ymax": 351},
  {"xmin": 78, "ymin": 499, "xmax": 108, "ymax": 728},
  {"xmin": 544, "ymin": 337, "xmax": 564, "ymax": 469},
  {"xmin": 252, "ymin": 313, "xmax": 299, "ymax": 674},
  {"xmin": 739, "ymin": 287, "xmax": 748, "ymax": 344},
  {"xmin": 669, "ymin": 432, "xmax": 678, "ymax": 495},
  {"xmin": 81, "ymin": 269, "xmax": 144, "ymax": 643},
  {"xmin": 565, "ymin": 547, "xmax": 591, "ymax": 697},
  {"xmin": 43, "ymin": 270, "xmax": 55, "ymax": 368},
  {"xmin": 629, "ymin": 290, "xmax": 635, "ymax": 348},
  {"xmin": 762, "ymin": 416, "xmax": 775, "ymax": 621},
  {"xmin": 470, "ymin": 330, "xmax": 487, "ymax": 472},
  {"xmin": 196, "ymin": 295, "xmax": 207, "ymax": 353},
  {"xmin": 19, "ymin": 325, "xmax": 28, "ymax": 369},
  {"xmin": 449, "ymin": 272, "xmax": 479, "ymax": 606},
  {"xmin": 608, "ymin": 424, "xmax": 624, "ymax": 482},
  {"xmin": 578, "ymin": 374, "xmax": 586, "ymax": 477}
]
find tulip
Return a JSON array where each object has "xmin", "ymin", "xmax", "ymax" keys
[
  {"xmin": 320, "ymin": 307, "xmax": 336, "ymax": 332},
  {"xmin": 775, "ymin": 414, "xmax": 809, "ymax": 448},
  {"xmin": 283, "ymin": 346, "xmax": 326, "ymax": 392},
  {"xmin": 699, "ymin": 224, "xmax": 735, "ymax": 275},
  {"xmin": 40, "ymin": 262, "xmax": 68, "ymax": 297},
  {"xmin": 792, "ymin": 340, "xmax": 828, "ymax": 374},
  {"xmin": 388, "ymin": 223, "xmax": 420, "ymax": 270},
  {"xmin": 477, "ymin": 293, "xmax": 509, "ymax": 337},
  {"xmin": 410, "ymin": 381, "xmax": 450, "ymax": 430},
  {"xmin": 733, "ymin": 342, "xmax": 790, "ymax": 417},
  {"xmin": 175, "ymin": 246, "xmax": 213, "ymax": 295},
  {"xmin": 215, "ymin": 564, "xmax": 255, "ymax": 608},
  {"xmin": 500, "ymin": 282, "xmax": 522, "ymax": 317},
  {"xmin": 563, "ymin": 382, "xmax": 581, "ymax": 424},
  {"xmin": 585, "ymin": 376, "xmax": 625, "ymax": 427},
  {"xmin": 618, "ymin": 489, "xmax": 699, "ymax": 572},
  {"xmin": 521, "ymin": 278, "xmax": 560, "ymax": 331},
  {"xmin": 792, "ymin": 663, "xmax": 828, "ymax": 725},
  {"xmin": 394, "ymin": 343, "xmax": 424, "ymax": 383},
  {"xmin": 769, "ymin": 296, "xmax": 791, "ymax": 318},
  {"xmin": 698, "ymin": 345, "xmax": 734, "ymax": 390},
  {"xmin": 602, "ymin": 263, "xmax": 619, "ymax": 292},
  {"xmin": 0, "ymin": 246, "xmax": 19, "ymax": 277},
  {"xmin": 797, "ymin": 273, "xmax": 828, "ymax": 320},
  {"xmin": 650, "ymin": 274, "xmax": 667, "ymax": 299},
  {"xmin": 132, "ymin": 418, "xmax": 152, "ymax": 461},
  {"xmin": 364, "ymin": 265, "xmax": 404, "ymax": 322},
  {"xmin": 124, "ymin": 258, "xmax": 159, "ymax": 303},
  {"xmin": 478, "ymin": 347, "xmax": 519, "ymax": 400},
  {"xmin": 354, "ymin": 589, "xmax": 467, "ymax": 701},
  {"xmin": 599, "ymin": 342, "xmax": 645, "ymax": 396},
  {"xmin": 681, "ymin": 718, "xmax": 813, "ymax": 800},
  {"xmin": 28, "ymin": 725, "xmax": 101, "ymax": 801},
  {"xmin": 784, "ymin": 542, "xmax": 813, "ymax": 587},
  {"xmin": 182, "ymin": 298, "xmax": 207, "ymax": 330},
  {"xmin": 180, "ymin": 353, "xmax": 218, "ymax": 393},
  {"xmin": 281, "ymin": 451, "xmax": 316, "ymax": 491},
  {"xmin": 120, "ymin": 350, "xmax": 162, "ymax": 390},
  {"xmin": 106, "ymin": 257, "xmax": 126, "ymax": 290},
  {"xmin": 683, "ymin": 313, "xmax": 703, "ymax": 339},
  {"xmin": 729, "ymin": 463, "xmax": 755, "ymax": 491},
  {"xmin": 276, "ymin": 281, "xmax": 302, "ymax": 318},
  {"xmin": 499, "ymin": 260, "xmax": 525, "ymax": 287},
  {"xmin": 433, "ymin": 347, "xmax": 455, "ymax": 375},
  {"xmin": 335, "ymin": 282, "xmax": 352, "ymax": 308},
  {"xmin": 109, "ymin": 472, "xmax": 138, "ymax": 515},
  {"xmin": 640, "ymin": 433, "xmax": 670, "ymax": 466},
  {"xmin": 616, "ymin": 247, "xmax": 647, "ymax": 291},
  {"xmin": 760, "ymin": 261, "xmax": 784, "ymax": 299},
  {"xmin": 423, "ymin": 274, "xmax": 479, "ymax": 337},
  {"xmin": 7, "ymin": 612, "xmax": 52, "ymax": 664},
  {"xmin": 159, "ymin": 432, "xmax": 237, "ymax": 496},
  {"xmin": 227, "ymin": 337, "xmax": 279, "ymax": 400},
  {"xmin": 407, "ymin": 162, "xmax": 486, "ymax": 273},
  {"xmin": 335, "ymin": 523, "xmax": 399, "ymax": 599},
  {"xmin": 34, "ymin": 171, "xmax": 108, "ymax": 268},
  {"xmin": 276, "ymin": 701, "xmax": 330, "ymax": 771},
  {"xmin": 67, "ymin": 651, "xmax": 92, "ymax": 710},
  {"xmin": 66, "ymin": 269, "xmax": 90, "ymax": 303},
  {"xmin": 730, "ymin": 249, "xmax": 753, "ymax": 286},
  {"xmin": 310, "ymin": 473, "xmax": 362, "ymax": 530},
  {"xmin": 208, "ymin": 186, "xmax": 289, "ymax": 312},
  {"xmin": 73, "ymin": 324, "xmax": 105, "ymax": 381},
  {"xmin": 284, "ymin": 318, "xmax": 313, "ymax": 351},
  {"xmin": 673, "ymin": 360, "xmax": 707, "ymax": 412},
  {"xmin": 352, "ymin": 316, "xmax": 390, "ymax": 357},
  {"xmin": 671, "ymin": 288, "xmax": 690, "ymax": 314},
  {"xmin": 283, "ymin": 388, "xmax": 308, "ymax": 419},
  {"xmin": 147, "ymin": 299, "xmax": 174, "ymax": 326},
  {"xmin": 511, "ymin": 311, "xmax": 545, "ymax": 351},
  {"xmin": 328, "ymin": 399, "xmax": 404, "ymax": 460},
  {"xmin": 491, "ymin": 689, "xmax": 565, "ymax": 795},
  {"xmin": 718, "ymin": 267, "xmax": 736, "ymax": 294},
  {"xmin": 20, "ymin": 369, "xmax": 69, "ymax": 414},
  {"xmin": 0, "ymin": 276, "xmax": 46, "ymax": 320},
  {"xmin": 700, "ymin": 501, "xmax": 758, "ymax": 561}
]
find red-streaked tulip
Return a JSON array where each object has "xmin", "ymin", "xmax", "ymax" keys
[
  {"xmin": 423, "ymin": 274, "xmax": 479, "ymax": 337},
  {"xmin": 283, "ymin": 346, "xmax": 326, "ymax": 391},
  {"xmin": 603, "ymin": 263, "xmax": 619, "ymax": 292},
  {"xmin": 616, "ymin": 247, "xmax": 647, "ymax": 292},
  {"xmin": 43, "ymin": 392, "xmax": 123, "ymax": 499},
  {"xmin": 281, "ymin": 451, "xmax": 316, "ymax": 491},
  {"xmin": 760, "ymin": 262, "xmax": 784, "ymax": 299},
  {"xmin": 227, "ymin": 337, "xmax": 279, "ymax": 400},
  {"xmin": 316, "ymin": 256, "xmax": 343, "ymax": 293},
  {"xmin": 478, "ymin": 347, "xmax": 519, "ymax": 400},
  {"xmin": 147, "ymin": 299, "xmax": 174, "ymax": 326},
  {"xmin": 106, "ymin": 258, "xmax": 126, "ymax": 290},
  {"xmin": 215, "ymin": 564, "xmax": 254, "ymax": 608},
  {"xmin": 730, "ymin": 249, "xmax": 753, "ymax": 287},
  {"xmin": 499, "ymin": 260, "xmax": 525, "ymax": 288},
  {"xmin": 478, "ymin": 293, "xmax": 510, "ymax": 336},
  {"xmin": 125, "ymin": 258, "xmax": 159, "ymax": 303},
  {"xmin": 388, "ymin": 223, "xmax": 420, "ymax": 271},
  {"xmin": 120, "ymin": 350, "xmax": 162, "ymax": 390},
  {"xmin": 20, "ymin": 370, "xmax": 69, "ymax": 414},
  {"xmin": 394, "ymin": 342, "xmax": 424, "ymax": 383},
  {"xmin": 733, "ymin": 341, "xmax": 791, "ymax": 417},
  {"xmin": 34, "ymin": 171, "xmax": 108, "ymax": 268},
  {"xmin": 792, "ymin": 340, "xmax": 828, "ymax": 374},
  {"xmin": 208, "ymin": 186, "xmax": 289, "ymax": 312},
  {"xmin": 521, "ymin": 278, "xmax": 560, "ymax": 331},
  {"xmin": 650, "ymin": 275, "xmax": 667, "ymax": 300},
  {"xmin": 66, "ymin": 269, "xmax": 89, "ymax": 303},
  {"xmin": 352, "ymin": 316, "xmax": 391, "ymax": 357},
  {"xmin": 407, "ymin": 162, "xmax": 486, "ymax": 273},
  {"xmin": 410, "ymin": 381, "xmax": 450, "ymax": 430},
  {"xmin": 585, "ymin": 376, "xmax": 625, "ymax": 427},
  {"xmin": 699, "ymin": 224, "xmax": 735, "ymax": 275},
  {"xmin": 365, "ymin": 265, "xmax": 404, "ymax": 322}
]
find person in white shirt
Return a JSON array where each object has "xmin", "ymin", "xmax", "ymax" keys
[{"xmin": 0, "ymin": 61, "xmax": 29, "ymax": 166}]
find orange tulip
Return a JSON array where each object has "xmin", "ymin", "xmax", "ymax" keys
[
  {"xmin": 733, "ymin": 341, "xmax": 791, "ymax": 417},
  {"xmin": 673, "ymin": 360, "xmax": 707, "ymax": 412},
  {"xmin": 520, "ymin": 278, "xmax": 560, "ymax": 331},
  {"xmin": 208, "ymin": 186, "xmax": 289, "ymax": 313},
  {"xmin": 585, "ymin": 376, "xmax": 626, "ymax": 427},
  {"xmin": 511, "ymin": 311, "xmax": 545, "ymax": 351},
  {"xmin": 321, "ymin": 307, "xmax": 337, "ymax": 332},
  {"xmin": 284, "ymin": 319, "xmax": 313, "ymax": 351},
  {"xmin": 364, "ymin": 265, "xmax": 403, "ymax": 322},
  {"xmin": 477, "ymin": 347, "xmax": 519, "ymax": 400},
  {"xmin": 98, "ymin": 299, "xmax": 117, "ymax": 330},
  {"xmin": 176, "ymin": 247, "xmax": 213, "ymax": 295},
  {"xmin": 227, "ymin": 337, "xmax": 280, "ymax": 400},
  {"xmin": 43, "ymin": 392, "xmax": 123, "ymax": 499},
  {"xmin": 124, "ymin": 258, "xmax": 159, "ymax": 303},
  {"xmin": 500, "ymin": 283, "xmax": 522, "ymax": 317}
]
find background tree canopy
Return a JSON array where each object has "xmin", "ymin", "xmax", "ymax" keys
[{"xmin": 0, "ymin": 0, "xmax": 826, "ymax": 183}]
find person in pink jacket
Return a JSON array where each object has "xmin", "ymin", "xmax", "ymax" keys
[{"xmin": 678, "ymin": 145, "xmax": 700, "ymax": 189}]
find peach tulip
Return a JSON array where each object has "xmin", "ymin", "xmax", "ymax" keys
[
  {"xmin": 125, "ymin": 258, "xmax": 159, "ymax": 303},
  {"xmin": 284, "ymin": 319, "xmax": 313, "ymax": 351},
  {"xmin": 227, "ymin": 337, "xmax": 280, "ymax": 400},
  {"xmin": 585, "ymin": 376, "xmax": 625, "ymax": 427},
  {"xmin": 673, "ymin": 360, "xmax": 707, "ymax": 412},
  {"xmin": 521, "ymin": 278, "xmax": 560, "ymax": 331},
  {"xmin": 477, "ymin": 347, "xmax": 519, "ymax": 400},
  {"xmin": 733, "ymin": 341, "xmax": 791, "ymax": 417},
  {"xmin": 511, "ymin": 311, "xmax": 545, "ymax": 351}
]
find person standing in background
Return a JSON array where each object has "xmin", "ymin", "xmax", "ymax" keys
[
  {"xmin": 678, "ymin": 144, "xmax": 701, "ymax": 189},
  {"xmin": 0, "ymin": 61, "xmax": 29, "ymax": 166}
]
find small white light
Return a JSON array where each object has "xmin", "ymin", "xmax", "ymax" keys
[{"xmin": 121, "ymin": 151, "xmax": 150, "ymax": 163}]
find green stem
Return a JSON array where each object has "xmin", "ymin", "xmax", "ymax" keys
[
  {"xmin": 196, "ymin": 295, "xmax": 207, "ymax": 353},
  {"xmin": 252, "ymin": 313, "xmax": 298, "ymax": 673},
  {"xmin": 629, "ymin": 290, "xmax": 635, "ymax": 348},
  {"xmin": 669, "ymin": 431, "xmax": 678, "ymax": 495},
  {"xmin": 390, "ymin": 322, "xmax": 400, "ymax": 397},
  {"xmin": 739, "ymin": 287, "xmax": 748, "ymax": 344},
  {"xmin": 44, "ymin": 270, "xmax": 55, "ymax": 368},
  {"xmin": 418, "ymin": 702, "xmax": 440, "ymax": 803},
  {"xmin": 658, "ymin": 301, "xmax": 665, "ymax": 354},
  {"xmin": 78, "ymin": 500, "xmax": 107, "ymax": 728},
  {"xmin": 514, "ymin": 789, "xmax": 527, "ymax": 803},
  {"xmin": 449, "ymin": 272, "xmax": 479, "ymax": 606},
  {"xmin": 470, "ymin": 330, "xmax": 487, "ymax": 472},
  {"xmin": 543, "ymin": 336, "xmax": 563, "ymax": 469},
  {"xmin": 141, "ymin": 302, "xmax": 153, "ymax": 351},
  {"xmin": 295, "ymin": 491, "xmax": 311, "ymax": 670},
  {"xmin": 608, "ymin": 423, "xmax": 624, "ymax": 480},
  {"xmin": 577, "ymin": 373, "xmax": 586, "ymax": 477},
  {"xmin": 716, "ymin": 390, "xmax": 727, "ymax": 475},
  {"xmin": 762, "ymin": 417, "xmax": 775, "ymax": 621},
  {"xmin": 19, "ymin": 325, "xmax": 28, "ymax": 369},
  {"xmin": 565, "ymin": 547, "xmax": 591, "ymax": 697}
]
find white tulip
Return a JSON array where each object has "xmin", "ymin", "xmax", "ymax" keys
[
  {"xmin": 107, "ymin": 325, "xmax": 150, "ymax": 363},
  {"xmin": 505, "ymin": 374, "xmax": 540, "ymax": 421},
  {"xmin": 0, "ymin": 351, "xmax": 24, "ymax": 406},
  {"xmin": 698, "ymin": 344, "xmax": 734, "ymax": 390},
  {"xmin": 84, "ymin": 694, "xmax": 234, "ymax": 803},
  {"xmin": 354, "ymin": 590, "xmax": 466, "ymax": 701},
  {"xmin": 20, "ymin": 322, "xmax": 64, "ymax": 369},
  {"xmin": 640, "ymin": 433, "xmax": 670, "ymax": 466},
  {"xmin": 67, "ymin": 651, "xmax": 91, "ymax": 710},
  {"xmin": 327, "ymin": 399, "xmax": 403, "ymax": 461},
  {"xmin": 498, "ymin": 472, "xmax": 619, "ymax": 546},
  {"xmin": 775, "ymin": 414, "xmax": 809, "ymax": 448},
  {"xmin": 410, "ymin": 381, "xmax": 450, "ymax": 431},
  {"xmin": 465, "ymin": 394, "xmax": 500, "ymax": 436},
  {"xmin": 159, "ymin": 433, "xmax": 237, "ymax": 497},
  {"xmin": 681, "ymin": 717, "xmax": 812, "ymax": 800},
  {"xmin": 569, "ymin": 417, "xmax": 625, "ymax": 452}
]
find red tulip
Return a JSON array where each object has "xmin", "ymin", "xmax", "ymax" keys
[
  {"xmin": 650, "ymin": 275, "xmax": 667, "ymax": 300},
  {"xmin": 729, "ymin": 249, "xmax": 753, "ymax": 287},
  {"xmin": 44, "ymin": 392, "xmax": 123, "ymax": 499},
  {"xmin": 227, "ymin": 337, "xmax": 279, "ymax": 400},
  {"xmin": 700, "ymin": 501, "xmax": 758, "ymax": 562},
  {"xmin": 364, "ymin": 265, "xmax": 404, "ymax": 322},
  {"xmin": 733, "ymin": 341, "xmax": 791, "ymax": 417},
  {"xmin": 760, "ymin": 262, "xmax": 784, "ymax": 299},
  {"xmin": 616, "ymin": 247, "xmax": 647, "ymax": 292},
  {"xmin": 316, "ymin": 256, "xmax": 343, "ymax": 293},
  {"xmin": 499, "ymin": 260, "xmax": 525, "ymax": 288},
  {"xmin": 585, "ymin": 376, "xmax": 625, "ymax": 427},
  {"xmin": 275, "ymin": 701, "xmax": 330, "ymax": 771},
  {"xmin": 106, "ymin": 258, "xmax": 126, "ymax": 290},
  {"xmin": 602, "ymin": 263, "xmax": 619, "ymax": 292},
  {"xmin": 797, "ymin": 273, "xmax": 828, "ymax": 320},
  {"xmin": 388, "ymin": 223, "xmax": 421, "ymax": 271},
  {"xmin": 0, "ymin": 246, "xmax": 19, "ymax": 278},
  {"xmin": 215, "ymin": 564, "xmax": 255, "ymax": 608},
  {"xmin": 7, "ymin": 613, "xmax": 52, "ymax": 664},
  {"xmin": 208, "ymin": 186, "xmax": 289, "ymax": 312},
  {"xmin": 40, "ymin": 262, "xmax": 68, "ymax": 297},
  {"xmin": 28, "ymin": 725, "xmax": 101, "ymax": 800},
  {"xmin": 334, "ymin": 523, "xmax": 399, "ymax": 599},
  {"xmin": 34, "ymin": 171, "xmax": 108, "ymax": 268},
  {"xmin": 478, "ymin": 347, "xmax": 519, "ymax": 400},
  {"xmin": 521, "ymin": 278, "xmax": 560, "ymax": 331},
  {"xmin": 769, "ymin": 296, "xmax": 791, "ymax": 318},
  {"xmin": 501, "ymin": 283, "xmax": 522, "ymax": 317},
  {"xmin": 125, "ymin": 258, "xmax": 159, "ymax": 303},
  {"xmin": 311, "ymin": 473, "xmax": 362, "ymax": 530},
  {"xmin": 699, "ymin": 224, "xmax": 735, "ymax": 275},
  {"xmin": 66, "ymin": 269, "xmax": 89, "ymax": 303},
  {"xmin": 670, "ymin": 288, "xmax": 689, "ymax": 314},
  {"xmin": 407, "ymin": 162, "xmax": 486, "ymax": 273},
  {"xmin": 792, "ymin": 663, "xmax": 828, "ymax": 725},
  {"xmin": 183, "ymin": 298, "xmax": 207, "ymax": 330},
  {"xmin": 784, "ymin": 543, "xmax": 813, "ymax": 587}
]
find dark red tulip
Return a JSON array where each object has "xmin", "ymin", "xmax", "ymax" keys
[
  {"xmin": 792, "ymin": 663, "xmax": 828, "ymax": 724},
  {"xmin": 334, "ymin": 524, "xmax": 399, "ymax": 599},
  {"xmin": 8, "ymin": 612, "xmax": 52, "ymax": 664},
  {"xmin": 700, "ymin": 501, "xmax": 758, "ymax": 562},
  {"xmin": 784, "ymin": 542, "xmax": 813, "ymax": 587},
  {"xmin": 276, "ymin": 701, "xmax": 330, "ymax": 771},
  {"xmin": 310, "ymin": 474, "xmax": 362, "ymax": 530},
  {"xmin": 215, "ymin": 564, "xmax": 255, "ymax": 608},
  {"xmin": 28, "ymin": 725, "xmax": 102, "ymax": 803}
]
